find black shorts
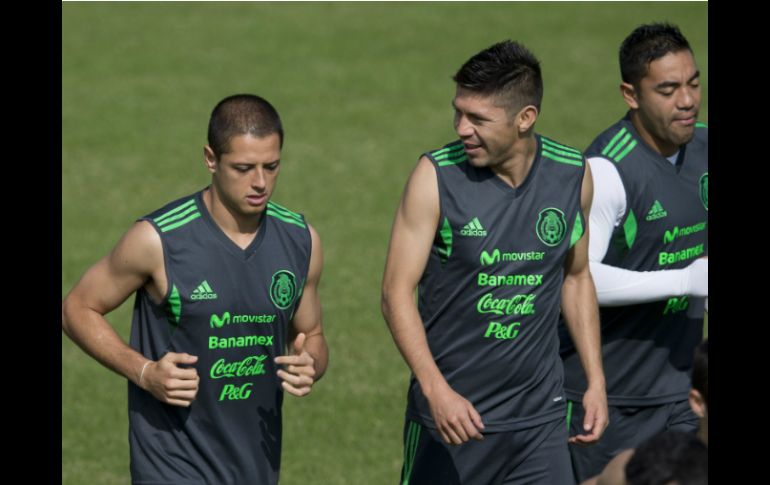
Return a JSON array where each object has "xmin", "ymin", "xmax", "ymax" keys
[
  {"xmin": 399, "ymin": 417, "xmax": 574, "ymax": 485},
  {"xmin": 566, "ymin": 399, "xmax": 699, "ymax": 482}
]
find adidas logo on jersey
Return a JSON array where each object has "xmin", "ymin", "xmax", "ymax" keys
[
  {"xmin": 645, "ymin": 200, "xmax": 668, "ymax": 221},
  {"xmin": 460, "ymin": 217, "xmax": 487, "ymax": 237},
  {"xmin": 191, "ymin": 280, "xmax": 218, "ymax": 300}
]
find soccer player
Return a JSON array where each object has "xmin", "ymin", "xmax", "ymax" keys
[
  {"xmin": 559, "ymin": 23, "xmax": 708, "ymax": 482},
  {"xmin": 62, "ymin": 94, "xmax": 328, "ymax": 484},
  {"xmin": 582, "ymin": 339, "xmax": 708, "ymax": 485},
  {"xmin": 382, "ymin": 40, "xmax": 607, "ymax": 484}
]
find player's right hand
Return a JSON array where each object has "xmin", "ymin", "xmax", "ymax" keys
[
  {"xmin": 425, "ymin": 383, "xmax": 485, "ymax": 445},
  {"xmin": 140, "ymin": 352, "xmax": 200, "ymax": 407}
]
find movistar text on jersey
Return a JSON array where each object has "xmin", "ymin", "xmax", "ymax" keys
[
  {"xmin": 209, "ymin": 335, "xmax": 274, "ymax": 349},
  {"xmin": 210, "ymin": 312, "xmax": 276, "ymax": 328},
  {"xmin": 478, "ymin": 273, "xmax": 543, "ymax": 286},
  {"xmin": 480, "ymin": 249, "xmax": 545, "ymax": 266},
  {"xmin": 658, "ymin": 243, "xmax": 705, "ymax": 266},
  {"xmin": 663, "ymin": 222, "xmax": 707, "ymax": 244}
]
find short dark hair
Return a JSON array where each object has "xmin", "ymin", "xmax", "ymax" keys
[
  {"xmin": 692, "ymin": 339, "xmax": 708, "ymax": 407},
  {"xmin": 626, "ymin": 431, "xmax": 708, "ymax": 485},
  {"xmin": 207, "ymin": 94, "xmax": 284, "ymax": 158},
  {"xmin": 453, "ymin": 40, "xmax": 543, "ymax": 114},
  {"xmin": 620, "ymin": 23, "xmax": 692, "ymax": 87}
]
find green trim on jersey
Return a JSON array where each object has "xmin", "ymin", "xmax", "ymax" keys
[
  {"xmin": 266, "ymin": 201, "xmax": 307, "ymax": 229},
  {"xmin": 401, "ymin": 421, "xmax": 421, "ymax": 485},
  {"xmin": 601, "ymin": 127, "xmax": 628, "ymax": 156},
  {"xmin": 614, "ymin": 139, "xmax": 638, "ymax": 162},
  {"xmin": 154, "ymin": 198, "xmax": 202, "ymax": 233},
  {"xmin": 695, "ymin": 122, "xmax": 708, "ymax": 128},
  {"xmin": 566, "ymin": 400, "xmax": 573, "ymax": 431},
  {"xmin": 431, "ymin": 142, "xmax": 468, "ymax": 167},
  {"xmin": 268, "ymin": 201, "xmax": 303, "ymax": 220},
  {"xmin": 288, "ymin": 276, "xmax": 306, "ymax": 321},
  {"xmin": 609, "ymin": 208, "xmax": 638, "ymax": 261},
  {"xmin": 600, "ymin": 127, "xmax": 638, "ymax": 163},
  {"xmin": 541, "ymin": 137, "xmax": 584, "ymax": 167},
  {"xmin": 155, "ymin": 198, "xmax": 195, "ymax": 224},
  {"xmin": 166, "ymin": 284, "xmax": 181, "ymax": 328},
  {"xmin": 569, "ymin": 211, "xmax": 584, "ymax": 248},
  {"xmin": 437, "ymin": 217, "xmax": 453, "ymax": 264},
  {"xmin": 624, "ymin": 209, "xmax": 638, "ymax": 249}
]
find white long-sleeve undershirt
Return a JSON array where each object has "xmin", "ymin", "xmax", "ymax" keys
[{"xmin": 587, "ymin": 156, "xmax": 707, "ymax": 307}]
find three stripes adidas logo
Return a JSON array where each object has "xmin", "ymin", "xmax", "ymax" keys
[
  {"xmin": 645, "ymin": 200, "xmax": 668, "ymax": 221},
  {"xmin": 154, "ymin": 198, "xmax": 201, "ymax": 233},
  {"xmin": 431, "ymin": 143, "xmax": 468, "ymax": 167},
  {"xmin": 460, "ymin": 217, "xmax": 487, "ymax": 237},
  {"xmin": 601, "ymin": 127, "xmax": 638, "ymax": 163},
  {"xmin": 191, "ymin": 280, "xmax": 218, "ymax": 300}
]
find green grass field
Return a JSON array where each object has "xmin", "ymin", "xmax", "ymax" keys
[{"xmin": 62, "ymin": 3, "xmax": 707, "ymax": 484}]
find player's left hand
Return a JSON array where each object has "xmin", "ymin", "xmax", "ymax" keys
[
  {"xmin": 275, "ymin": 333, "xmax": 316, "ymax": 397},
  {"xmin": 569, "ymin": 385, "xmax": 608, "ymax": 445}
]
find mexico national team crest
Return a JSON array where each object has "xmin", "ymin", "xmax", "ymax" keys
[
  {"xmin": 699, "ymin": 172, "xmax": 708, "ymax": 210},
  {"xmin": 536, "ymin": 208, "xmax": 567, "ymax": 247},
  {"xmin": 270, "ymin": 270, "xmax": 297, "ymax": 310}
]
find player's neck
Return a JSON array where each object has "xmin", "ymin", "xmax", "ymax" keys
[
  {"xmin": 491, "ymin": 136, "xmax": 537, "ymax": 188},
  {"xmin": 203, "ymin": 187, "xmax": 262, "ymax": 248},
  {"xmin": 698, "ymin": 418, "xmax": 708, "ymax": 446},
  {"xmin": 629, "ymin": 111, "xmax": 679, "ymax": 157}
]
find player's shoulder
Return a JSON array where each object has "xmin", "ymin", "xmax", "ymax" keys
[
  {"xmin": 692, "ymin": 121, "xmax": 708, "ymax": 147},
  {"xmin": 585, "ymin": 117, "xmax": 641, "ymax": 164},
  {"xmin": 266, "ymin": 200, "xmax": 308, "ymax": 230},
  {"xmin": 109, "ymin": 219, "xmax": 164, "ymax": 275},
  {"xmin": 142, "ymin": 191, "xmax": 203, "ymax": 235},
  {"xmin": 424, "ymin": 139, "xmax": 467, "ymax": 168},
  {"xmin": 538, "ymin": 134, "xmax": 584, "ymax": 169}
]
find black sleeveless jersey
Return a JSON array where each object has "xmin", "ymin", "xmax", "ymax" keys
[
  {"xmin": 128, "ymin": 189, "xmax": 311, "ymax": 484},
  {"xmin": 406, "ymin": 136, "xmax": 586, "ymax": 431},
  {"xmin": 560, "ymin": 115, "xmax": 708, "ymax": 406}
]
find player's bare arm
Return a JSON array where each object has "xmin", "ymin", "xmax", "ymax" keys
[
  {"xmin": 62, "ymin": 221, "xmax": 200, "ymax": 407},
  {"xmin": 275, "ymin": 223, "xmax": 328, "ymax": 397},
  {"xmin": 381, "ymin": 156, "xmax": 484, "ymax": 445},
  {"xmin": 561, "ymin": 163, "xmax": 608, "ymax": 444}
]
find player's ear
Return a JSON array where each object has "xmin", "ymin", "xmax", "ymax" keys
[
  {"xmin": 204, "ymin": 145, "xmax": 218, "ymax": 173},
  {"xmin": 689, "ymin": 389, "xmax": 706, "ymax": 418},
  {"xmin": 620, "ymin": 82, "xmax": 639, "ymax": 110},
  {"xmin": 516, "ymin": 105, "xmax": 538, "ymax": 133}
]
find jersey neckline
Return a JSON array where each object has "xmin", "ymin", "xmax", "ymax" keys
[
  {"xmin": 484, "ymin": 134, "xmax": 542, "ymax": 198},
  {"xmin": 195, "ymin": 189, "xmax": 268, "ymax": 260}
]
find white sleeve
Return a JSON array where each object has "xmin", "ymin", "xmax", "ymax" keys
[{"xmin": 587, "ymin": 157, "xmax": 706, "ymax": 306}]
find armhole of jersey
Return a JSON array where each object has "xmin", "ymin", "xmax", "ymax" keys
[
  {"xmin": 588, "ymin": 157, "xmax": 634, "ymax": 262},
  {"xmin": 569, "ymin": 211, "xmax": 585, "ymax": 249},
  {"xmin": 139, "ymin": 217, "xmax": 174, "ymax": 309},
  {"xmin": 288, "ymin": 218, "xmax": 313, "ymax": 323},
  {"xmin": 299, "ymin": 220, "xmax": 313, "ymax": 305},
  {"xmin": 610, "ymin": 170, "xmax": 638, "ymax": 260},
  {"xmin": 427, "ymin": 156, "xmax": 451, "ymax": 266},
  {"xmin": 430, "ymin": 156, "xmax": 445, "ymax": 232},
  {"xmin": 567, "ymin": 158, "xmax": 589, "ymax": 249},
  {"xmin": 612, "ymin": 163, "xmax": 631, "ymax": 231},
  {"xmin": 589, "ymin": 156, "xmax": 629, "ymax": 229}
]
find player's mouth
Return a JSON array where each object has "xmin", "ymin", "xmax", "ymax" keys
[
  {"xmin": 463, "ymin": 142, "xmax": 483, "ymax": 155},
  {"xmin": 672, "ymin": 114, "xmax": 697, "ymax": 127},
  {"xmin": 246, "ymin": 194, "xmax": 267, "ymax": 206}
]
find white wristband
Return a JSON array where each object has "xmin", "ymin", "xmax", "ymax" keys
[{"xmin": 139, "ymin": 361, "xmax": 152, "ymax": 386}]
